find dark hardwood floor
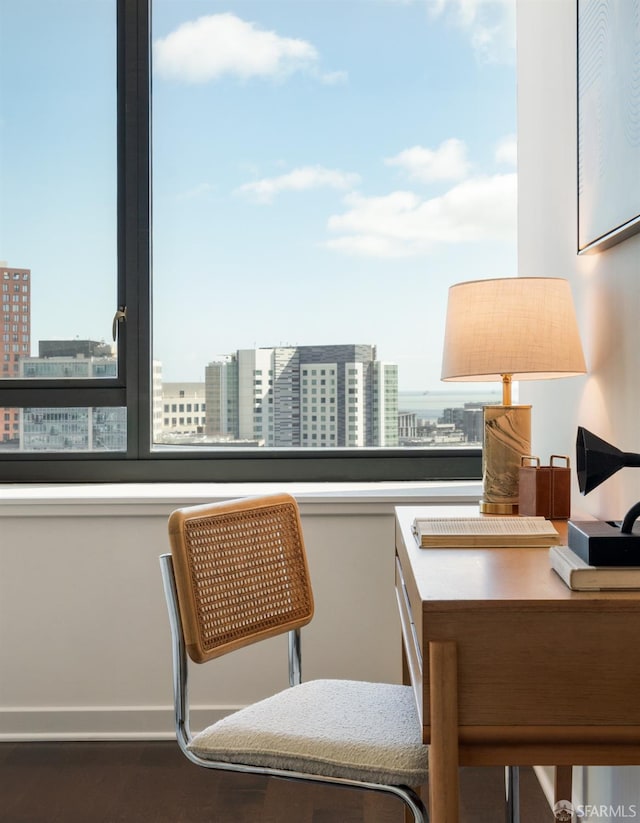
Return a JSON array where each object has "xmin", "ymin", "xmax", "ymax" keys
[{"xmin": 0, "ymin": 741, "xmax": 553, "ymax": 823}]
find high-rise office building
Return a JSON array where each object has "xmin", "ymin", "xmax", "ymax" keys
[
  {"xmin": 204, "ymin": 355, "xmax": 238, "ymax": 440},
  {"xmin": 0, "ymin": 265, "xmax": 31, "ymax": 443},
  {"xmin": 205, "ymin": 344, "xmax": 398, "ymax": 448},
  {"xmin": 371, "ymin": 361, "xmax": 399, "ymax": 447}
]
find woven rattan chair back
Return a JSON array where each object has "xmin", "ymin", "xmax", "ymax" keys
[{"xmin": 168, "ymin": 493, "xmax": 314, "ymax": 664}]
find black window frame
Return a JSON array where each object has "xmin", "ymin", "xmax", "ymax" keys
[{"xmin": 0, "ymin": 0, "xmax": 481, "ymax": 484}]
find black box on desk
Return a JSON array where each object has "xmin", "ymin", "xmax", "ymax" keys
[{"xmin": 568, "ymin": 520, "xmax": 640, "ymax": 566}]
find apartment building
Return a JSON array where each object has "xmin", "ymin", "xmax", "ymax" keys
[
  {"xmin": 160, "ymin": 382, "xmax": 206, "ymax": 440},
  {"xmin": 205, "ymin": 344, "xmax": 398, "ymax": 448},
  {"xmin": 0, "ymin": 264, "xmax": 30, "ymax": 443}
]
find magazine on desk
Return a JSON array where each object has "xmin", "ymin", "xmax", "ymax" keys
[
  {"xmin": 549, "ymin": 544, "xmax": 640, "ymax": 591},
  {"xmin": 412, "ymin": 516, "xmax": 560, "ymax": 548}
]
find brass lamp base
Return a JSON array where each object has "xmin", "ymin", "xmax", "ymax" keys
[
  {"xmin": 480, "ymin": 500, "xmax": 519, "ymax": 515},
  {"xmin": 482, "ymin": 404, "xmax": 531, "ymax": 514}
]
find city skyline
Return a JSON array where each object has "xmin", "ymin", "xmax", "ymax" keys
[
  {"xmin": 0, "ymin": 316, "xmax": 497, "ymax": 450},
  {"xmin": 1, "ymin": 0, "xmax": 517, "ymax": 391}
]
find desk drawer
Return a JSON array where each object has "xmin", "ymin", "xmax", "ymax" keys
[{"xmin": 395, "ymin": 554, "xmax": 423, "ymax": 727}]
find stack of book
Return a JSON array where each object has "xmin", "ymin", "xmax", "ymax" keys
[
  {"xmin": 412, "ymin": 516, "xmax": 560, "ymax": 548},
  {"xmin": 549, "ymin": 544, "xmax": 640, "ymax": 591}
]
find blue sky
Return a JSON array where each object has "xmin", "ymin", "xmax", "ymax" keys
[{"xmin": 1, "ymin": 0, "xmax": 517, "ymax": 389}]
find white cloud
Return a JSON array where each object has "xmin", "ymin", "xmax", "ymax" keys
[
  {"xmin": 236, "ymin": 166, "xmax": 361, "ymax": 204},
  {"xmin": 326, "ymin": 172, "xmax": 516, "ymax": 257},
  {"xmin": 385, "ymin": 139, "xmax": 470, "ymax": 183},
  {"xmin": 427, "ymin": 0, "xmax": 515, "ymax": 64},
  {"xmin": 495, "ymin": 134, "xmax": 517, "ymax": 166},
  {"xmin": 154, "ymin": 13, "xmax": 320, "ymax": 83}
]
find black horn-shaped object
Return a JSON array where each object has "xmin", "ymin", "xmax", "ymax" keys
[{"xmin": 576, "ymin": 427, "xmax": 640, "ymax": 494}]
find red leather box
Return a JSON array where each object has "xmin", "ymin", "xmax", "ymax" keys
[{"xmin": 519, "ymin": 455, "xmax": 571, "ymax": 520}]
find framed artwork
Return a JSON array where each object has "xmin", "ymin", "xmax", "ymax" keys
[{"xmin": 577, "ymin": 0, "xmax": 640, "ymax": 254}]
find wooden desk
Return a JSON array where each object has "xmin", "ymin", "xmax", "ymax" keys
[{"xmin": 395, "ymin": 506, "xmax": 640, "ymax": 823}]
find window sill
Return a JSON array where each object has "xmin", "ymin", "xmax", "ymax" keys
[{"xmin": 0, "ymin": 481, "xmax": 482, "ymax": 517}]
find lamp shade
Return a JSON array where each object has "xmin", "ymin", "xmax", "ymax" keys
[{"xmin": 441, "ymin": 277, "xmax": 586, "ymax": 382}]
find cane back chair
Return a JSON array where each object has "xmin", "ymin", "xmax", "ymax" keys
[{"xmin": 160, "ymin": 493, "xmax": 428, "ymax": 821}]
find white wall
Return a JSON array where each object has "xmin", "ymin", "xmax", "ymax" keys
[
  {"xmin": 518, "ymin": 0, "xmax": 640, "ymax": 814},
  {"xmin": 0, "ymin": 484, "xmax": 476, "ymax": 740},
  {"xmin": 0, "ymin": 498, "xmax": 396, "ymax": 738}
]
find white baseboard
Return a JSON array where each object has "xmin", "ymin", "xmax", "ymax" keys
[{"xmin": 0, "ymin": 706, "xmax": 236, "ymax": 741}]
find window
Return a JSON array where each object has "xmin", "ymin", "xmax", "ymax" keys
[
  {"xmin": 0, "ymin": 0, "xmax": 125, "ymax": 462},
  {"xmin": 0, "ymin": 0, "xmax": 517, "ymax": 481}
]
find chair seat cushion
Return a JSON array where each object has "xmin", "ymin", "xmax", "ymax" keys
[{"xmin": 188, "ymin": 679, "xmax": 428, "ymax": 785}]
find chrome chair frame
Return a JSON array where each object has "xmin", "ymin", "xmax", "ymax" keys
[{"xmin": 160, "ymin": 552, "xmax": 428, "ymax": 822}]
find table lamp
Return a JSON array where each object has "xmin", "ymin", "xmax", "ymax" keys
[{"xmin": 441, "ymin": 277, "xmax": 586, "ymax": 514}]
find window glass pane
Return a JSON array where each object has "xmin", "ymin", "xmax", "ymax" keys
[
  {"xmin": 151, "ymin": 0, "xmax": 514, "ymax": 450},
  {"xmin": 0, "ymin": 1, "xmax": 117, "ymax": 380},
  {"xmin": 0, "ymin": 407, "xmax": 126, "ymax": 452}
]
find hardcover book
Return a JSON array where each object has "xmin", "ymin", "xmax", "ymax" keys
[{"xmin": 549, "ymin": 544, "xmax": 640, "ymax": 591}]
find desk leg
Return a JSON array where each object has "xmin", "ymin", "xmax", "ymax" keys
[
  {"xmin": 429, "ymin": 641, "xmax": 459, "ymax": 823},
  {"xmin": 555, "ymin": 766, "xmax": 573, "ymax": 807}
]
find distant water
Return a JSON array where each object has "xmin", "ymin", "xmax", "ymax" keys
[{"xmin": 398, "ymin": 389, "xmax": 501, "ymax": 421}]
